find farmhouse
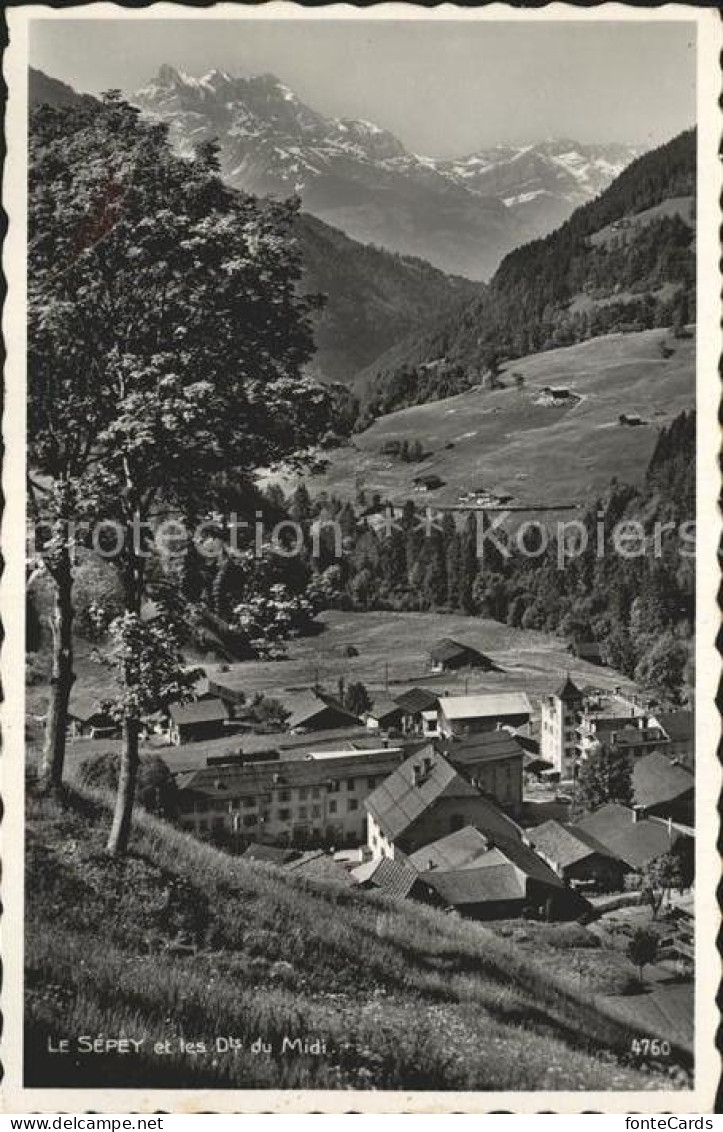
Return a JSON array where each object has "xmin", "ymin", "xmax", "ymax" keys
[
  {"xmin": 632, "ymin": 751, "xmax": 694, "ymax": 825},
  {"xmin": 365, "ymin": 698, "xmax": 404, "ymax": 732},
  {"xmin": 440, "ymin": 730, "xmax": 525, "ymax": 814},
  {"xmin": 528, "ymin": 819, "xmax": 627, "ymax": 891},
  {"xmin": 429, "ymin": 638, "xmax": 495, "ymax": 674},
  {"xmin": 286, "ymin": 691, "xmax": 361, "ymax": 732},
  {"xmin": 176, "ymin": 747, "xmax": 405, "ymax": 847},
  {"xmin": 574, "ymin": 803, "xmax": 693, "ymax": 876},
  {"xmin": 409, "ymin": 826, "xmax": 579, "ymax": 921},
  {"xmin": 67, "ymin": 696, "xmax": 119, "ymax": 739},
  {"xmin": 437, "ymin": 692, "xmax": 532, "ymax": 739},
  {"xmin": 351, "ymin": 855, "xmax": 438, "ymax": 903},
  {"xmin": 168, "ymin": 698, "xmax": 229, "ymax": 746},
  {"xmin": 365, "ymin": 747, "xmax": 522, "ymax": 860},
  {"xmin": 412, "ymin": 472, "xmax": 445, "ymax": 493},
  {"xmin": 394, "ymin": 687, "xmax": 440, "ymax": 735}
]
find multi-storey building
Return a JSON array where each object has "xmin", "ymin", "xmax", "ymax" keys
[{"xmin": 540, "ymin": 676, "xmax": 583, "ymax": 778}]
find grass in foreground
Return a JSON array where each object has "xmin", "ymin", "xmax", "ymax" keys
[{"xmin": 26, "ymin": 787, "xmax": 692, "ymax": 1091}]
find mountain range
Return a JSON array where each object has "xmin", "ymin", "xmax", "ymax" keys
[{"xmin": 131, "ymin": 65, "xmax": 641, "ymax": 280}]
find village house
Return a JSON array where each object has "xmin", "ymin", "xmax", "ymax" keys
[
  {"xmin": 67, "ymin": 696, "xmax": 119, "ymax": 740},
  {"xmin": 429, "ymin": 638, "xmax": 495, "ymax": 674},
  {"xmin": 573, "ymin": 803, "xmax": 694, "ymax": 881},
  {"xmin": 648, "ymin": 710, "xmax": 694, "ymax": 766},
  {"xmin": 351, "ymin": 855, "xmax": 440, "ymax": 904},
  {"xmin": 364, "ymin": 698, "xmax": 404, "ymax": 733},
  {"xmin": 540, "ymin": 675, "xmax": 584, "ymax": 779},
  {"xmin": 364, "ymin": 747, "xmax": 523, "ymax": 860},
  {"xmin": 408, "ymin": 826, "xmax": 582, "ymax": 921},
  {"xmin": 439, "ymin": 730, "xmax": 525, "ymax": 815},
  {"xmin": 393, "ymin": 687, "xmax": 440, "ymax": 736},
  {"xmin": 632, "ymin": 751, "xmax": 694, "ymax": 825},
  {"xmin": 168, "ymin": 698, "xmax": 229, "ymax": 746},
  {"xmin": 528, "ymin": 819, "xmax": 628, "ymax": 892},
  {"xmin": 436, "ymin": 691, "xmax": 532, "ymax": 739},
  {"xmin": 285, "ymin": 691, "xmax": 362, "ymax": 733},
  {"xmin": 176, "ymin": 747, "xmax": 405, "ymax": 848}
]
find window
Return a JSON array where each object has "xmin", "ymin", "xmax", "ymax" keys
[
  {"xmin": 346, "ymin": 779, "xmax": 355, "ymax": 792},
  {"xmin": 348, "ymin": 799, "xmax": 359, "ymax": 812},
  {"xmin": 298, "ymin": 806, "xmax": 308, "ymax": 821},
  {"xmin": 329, "ymin": 800, "xmax": 337, "ymax": 814},
  {"xmin": 367, "ymin": 777, "xmax": 376, "ymax": 790},
  {"xmin": 278, "ymin": 789, "xmax": 291, "ymax": 803},
  {"xmin": 328, "ymin": 781, "xmax": 341, "ymax": 794},
  {"xmin": 311, "ymin": 805, "xmax": 321, "ymax": 819},
  {"xmin": 298, "ymin": 787, "xmax": 309, "ymax": 801},
  {"xmin": 311, "ymin": 787, "xmax": 321, "ymax": 800},
  {"xmin": 242, "ymin": 796, "xmax": 257, "ymax": 809},
  {"xmin": 278, "ymin": 808, "xmax": 291, "ymax": 821},
  {"xmin": 243, "ymin": 814, "xmax": 257, "ymax": 828}
]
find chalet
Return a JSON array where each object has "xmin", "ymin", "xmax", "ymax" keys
[
  {"xmin": 365, "ymin": 698, "xmax": 404, "ymax": 732},
  {"xmin": 409, "ymin": 826, "xmax": 581, "ymax": 921},
  {"xmin": 67, "ymin": 696, "xmax": 119, "ymax": 739},
  {"xmin": 351, "ymin": 855, "xmax": 438, "ymax": 903},
  {"xmin": 437, "ymin": 692, "xmax": 532, "ymax": 739},
  {"xmin": 439, "ymin": 730, "xmax": 525, "ymax": 814},
  {"xmin": 429, "ymin": 638, "xmax": 494, "ymax": 674},
  {"xmin": 365, "ymin": 747, "xmax": 523, "ymax": 860},
  {"xmin": 394, "ymin": 687, "xmax": 440, "ymax": 735},
  {"xmin": 632, "ymin": 751, "xmax": 694, "ymax": 825},
  {"xmin": 618, "ymin": 413, "xmax": 645, "ymax": 427},
  {"xmin": 574, "ymin": 803, "xmax": 693, "ymax": 877},
  {"xmin": 286, "ymin": 691, "xmax": 361, "ymax": 733},
  {"xmin": 412, "ymin": 473, "xmax": 445, "ymax": 493},
  {"xmin": 176, "ymin": 747, "xmax": 404, "ymax": 848},
  {"xmin": 168, "ymin": 698, "xmax": 229, "ymax": 745},
  {"xmin": 528, "ymin": 819, "xmax": 627, "ymax": 891}
]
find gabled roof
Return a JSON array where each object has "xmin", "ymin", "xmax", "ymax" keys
[
  {"xmin": 394, "ymin": 687, "xmax": 440, "ymax": 715},
  {"xmin": 286, "ymin": 692, "xmax": 360, "ymax": 730},
  {"xmin": 362, "ymin": 856, "xmax": 423, "ymax": 900},
  {"xmin": 575, "ymin": 803, "xmax": 684, "ymax": 870},
  {"xmin": 425, "ymin": 863, "xmax": 526, "ymax": 906},
  {"xmin": 430, "ymin": 638, "xmax": 480, "ymax": 663},
  {"xmin": 554, "ymin": 675, "xmax": 583, "ymax": 701},
  {"xmin": 364, "ymin": 747, "xmax": 480, "ymax": 842},
  {"xmin": 367, "ymin": 698, "xmax": 403, "ymax": 723},
  {"xmin": 528, "ymin": 819, "xmax": 619, "ymax": 869},
  {"xmin": 633, "ymin": 752, "xmax": 694, "ymax": 810},
  {"xmin": 440, "ymin": 730, "xmax": 526, "ymax": 766},
  {"xmin": 653, "ymin": 711, "xmax": 694, "ymax": 744},
  {"xmin": 176, "ymin": 748, "xmax": 401, "ymax": 798},
  {"xmin": 169, "ymin": 698, "xmax": 229, "ymax": 726},
  {"xmin": 438, "ymin": 692, "xmax": 532, "ymax": 721},
  {"xmin": 409, "ymin": 825, "xmax": 491, "ymax": 872}
]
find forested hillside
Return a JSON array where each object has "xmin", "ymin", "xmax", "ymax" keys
[{"xmin": 362, "ymin": 130, "xmax": 695, "ymax": 417}]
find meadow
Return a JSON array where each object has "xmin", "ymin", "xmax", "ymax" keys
[{"xmin": 273, "ymin": 329, "xmax": 694, "ymax": 509}]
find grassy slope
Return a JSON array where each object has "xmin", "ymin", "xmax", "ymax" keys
[
  {"xmin": 26, "ymin": 787, "xmax": 690, "ymax": 1091},
  {"xmin": 292, "ymin": 329, "xmax": 694, "ymax": 508}
]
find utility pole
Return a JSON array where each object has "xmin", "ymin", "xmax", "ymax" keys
[{"xmin": 385, "ymin": 661, "xmax": 389, "ymax": 695}]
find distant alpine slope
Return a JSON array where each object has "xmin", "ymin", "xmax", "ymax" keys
[{"xmin": 131, "ymin": 65, "xmax": 641, "ymax": 280}]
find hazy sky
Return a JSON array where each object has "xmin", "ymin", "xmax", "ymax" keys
[{"xmin": 30, "ymin": 19, "xmax": 696, "ymax": 157}]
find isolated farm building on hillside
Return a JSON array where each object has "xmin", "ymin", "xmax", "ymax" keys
[
  {"xmin": 408, "ymin": 826, "xmax": 581, "ymax": 921},
  {"xmin": 412, "ymin": 472, "xmax": 445, "ymax": 492},
  {"xmin": 439, "ymin": 730, "xmax": 525, "ymax": 814},
  {"xmin": 429, "ymin": 638, "xmax": 495, "ymax": 673},
  {"xmin": 365, "ymin": 746, "xmax": 522, "ymax": 859},
  {"xmin": 528, "ymin": 819, "xmax": 627, "ymax": 891},
  {"xmin": 437, "ymin": 692, "xmax": 532, "ymax": 739},
  {"xmin": 168, "ymin": 698, "xmax": 229, "ymax": 745},
  {"xmin": 632, "ymin": 751, "xmax": 694, "ymax": 825}
]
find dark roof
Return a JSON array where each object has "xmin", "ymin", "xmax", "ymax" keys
[
  {"xmin": 429, "ymin": 638, "xmax": 483, "ymax": 663},
  {"xmin": 576, "ymin": 642, "xmax": 604, "ymax": 661},
  {"xmin": 242, "ymin": 843, "xmax": 299, "ymax": 865},
  {"xmin": 367, "ymin": 698, "xmax": 404, "ymax": 723},
  {"xmin": 632, "ymin": 752, "xmax": 694, "ymax": 810},
  {"xmin": 610, "ymin": 725, "xmax": 659, "ymax": 747},
  {"xmin": 169, "ymin": 698, "xmax": 229, "ymax": 726},
  {"xmin": 575, "ymin": 804, "xmax": 684, "ymax": 870},
  {"xmin": 528, "ymin": 819, "xmax": 619, "ymax": 869},
  {"xmin": 365, "ymin": 856, "xmax": 423, "ymax": 900},
  {"xmin": 555, "ymin": 675, "xmax": 583, "ymax": 701},
  {"xmin": 68, "ymin": 694, "xmax": 114, "ymax": 722},
  {"xmin": 410, "ymin": 825, "xmax": 563, "ymax": 899},
  {"xmin": 394, "ymin": 687, "xmax": 440, "ymax": 715},
  {"xmin": 364, "ymin": 747, "xmax": 480, "ymax": 841},
  {"xmin": 440, "ymin": 731, "xmax": 525, "ymax": 767},
  {"xmin": 654, "ymin": 711, "xmax": 694, "ymax": 744},
  {"xmin": 176, "ymin": 748, "xmax": 402, "ymax": 799},
  {"xmin": 409, "ymin": 825, "xmax": 491, "ymax": 871},
  {"xmin": 495, "ymin": 834, "xmax": 565, "ymax": 888},
  {"xmin": 286, "ymin": 692, "xmax": 360, "ymax": 730}
]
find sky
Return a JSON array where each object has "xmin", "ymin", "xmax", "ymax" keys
[{"xmin": 30, "ymin": 18, "xmax": 696, "ymax": 158}]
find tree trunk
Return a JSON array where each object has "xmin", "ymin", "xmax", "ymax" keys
[
  {"xmin": 106, "ymin": 716, "xmax": 140, "ymax": 856},
  {"xmin": 39, "ymin": 548, "xmax": 75, "ymax": 796}
]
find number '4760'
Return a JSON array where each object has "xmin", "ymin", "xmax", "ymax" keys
[{"xmin": 631, "ymin": 1038, "xmax": 671, "ymax": 1057}]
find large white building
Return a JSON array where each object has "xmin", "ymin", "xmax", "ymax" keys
[{"xmin": 540, "ymin": 676, "xmax": 583, "ymax": 778}]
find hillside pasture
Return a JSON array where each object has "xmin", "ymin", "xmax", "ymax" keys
[{"xmin": 279, "ymin": 330, "xmax": 694, "ymax": 508}]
